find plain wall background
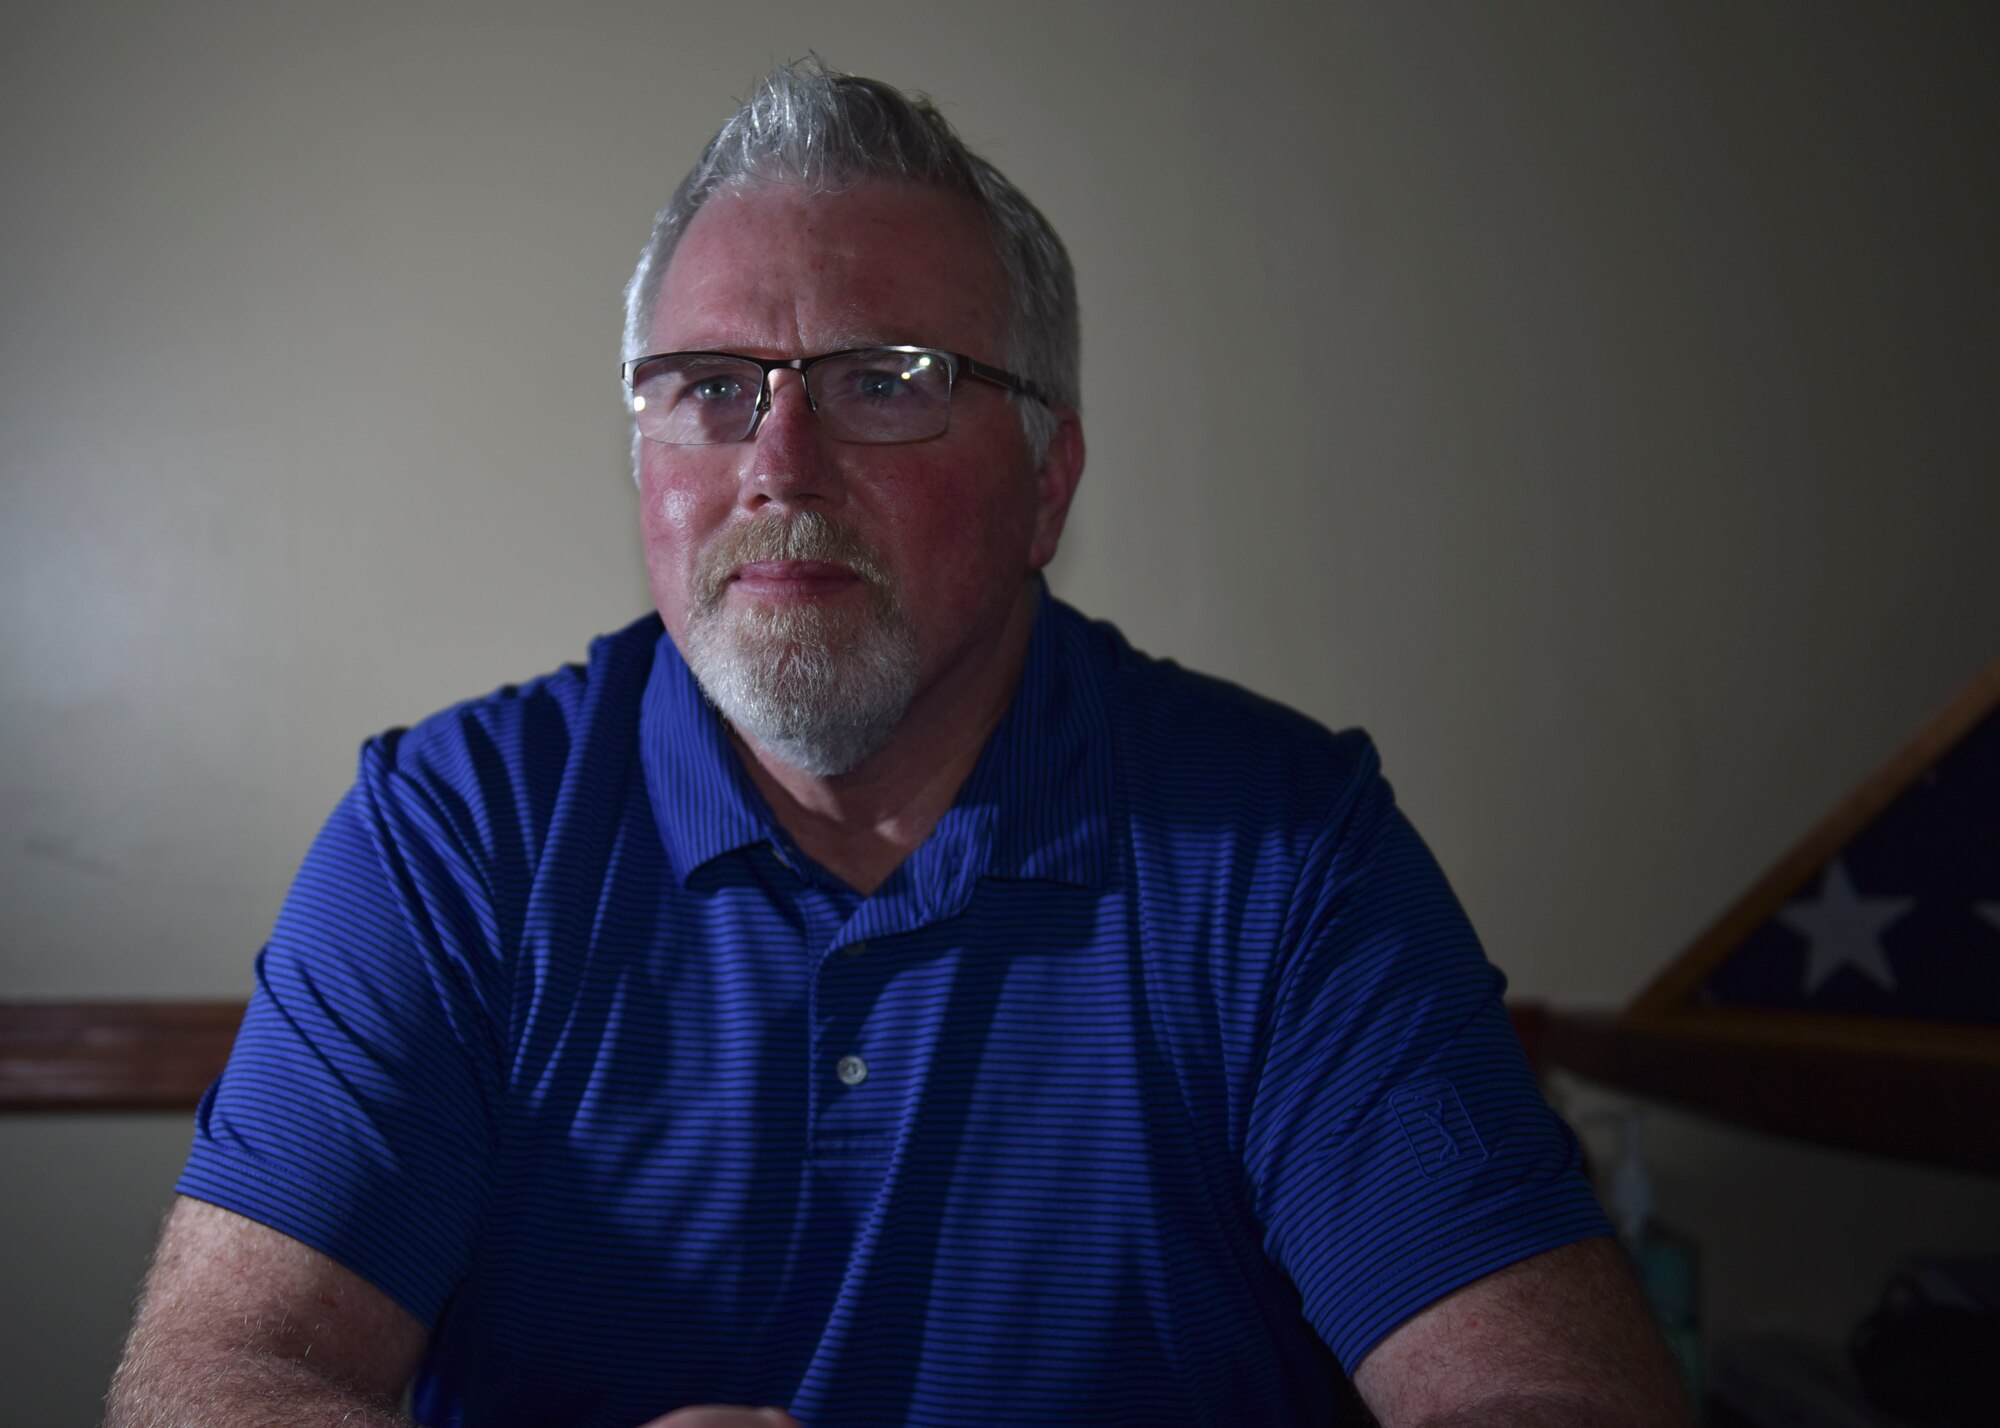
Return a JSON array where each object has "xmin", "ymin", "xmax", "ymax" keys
[{"xmin": 4, "ymin": 2, "xmax": 1996, "ymax": 1421}]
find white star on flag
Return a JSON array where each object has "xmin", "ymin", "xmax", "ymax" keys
[{"xmin": 1777, "ymin": 857, "xmax": 1912, "ymax": 995}]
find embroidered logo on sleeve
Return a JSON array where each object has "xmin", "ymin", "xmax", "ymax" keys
[{"xmin": 1391, "ymin": 1078, "xmax": 1489, "ymax": 1179}]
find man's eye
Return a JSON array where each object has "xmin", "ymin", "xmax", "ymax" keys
[
  {"xmin": 854, "ymin": 369, "xmax": 912, "ymax": 400},
  {"xmin": 689, "ymin": 375, "xmax": 744, "ymax": 403}
]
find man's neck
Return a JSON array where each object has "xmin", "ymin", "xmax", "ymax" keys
[{"xmin": 731, "ymin": 583, "xmax": 1039, "ymax": 896}]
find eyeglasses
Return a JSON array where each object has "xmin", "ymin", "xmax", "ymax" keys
[{"xmin": 620, "ymin": 345, "xmax": 1050, "ymax": 446}]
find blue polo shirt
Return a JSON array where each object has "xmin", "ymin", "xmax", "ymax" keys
[{"xmin": 179, "ymin": 590, "xmax": 1607, "ymax": 1427}]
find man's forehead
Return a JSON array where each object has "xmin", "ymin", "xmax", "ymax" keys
[
  {"xmin": 648, "ymin": 179, "xmax": 1006, "ymax": 357},
  {"xmin": 650, "ymin": 303, "xmax": 918, "ymax": 361}
]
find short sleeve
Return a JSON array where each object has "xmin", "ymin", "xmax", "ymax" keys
[
  {"xmin": 177, "ymin": 736, "xmax": 509, "ymax": 1327},
  {"xmin": 1243, "ymin": 752, "xmax": 1610, "ymax": 1371}
]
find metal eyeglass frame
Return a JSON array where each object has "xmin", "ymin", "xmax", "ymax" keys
[{"xmin": 619, "ymin": 345, "xmax": 1052, "ymax": 444}]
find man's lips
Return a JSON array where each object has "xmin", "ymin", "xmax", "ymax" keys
[{"xmin": 728, "ymin": 560, "xmax": 862, "ymax": 599}]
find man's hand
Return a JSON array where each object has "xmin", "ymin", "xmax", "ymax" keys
[
  {"xmin": 641, "ymin": 1410, "xmax": 801, "ymax": 1427},
  {"xmin": 1353, "ymin": 1236, "xmax": 1694, "ymax": 1427}
]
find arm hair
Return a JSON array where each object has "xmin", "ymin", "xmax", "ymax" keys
[
  {"xmin": 1353, "ymin": 1237, "xmax": 1695, "ymax": 1428},
  {"xmin": 105, "ymin": 1196, "xmax": 428, "ymax": 1428}
]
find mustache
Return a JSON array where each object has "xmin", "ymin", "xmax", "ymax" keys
[{"xmin": 692, "ymin": 512, "xmax": 894, "ymax": 615}]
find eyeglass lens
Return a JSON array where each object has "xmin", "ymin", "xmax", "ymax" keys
[{"xmin": 630, "ymin": 349, "xmax": 956, "ymax": 445}]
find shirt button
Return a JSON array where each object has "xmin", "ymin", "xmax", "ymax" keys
[
  {"xmin": 836, "ymin": 1054, "xmax": 869, "ymax": 1087},
  {"xmin": 842, "ymin": 940, "xmax": 868, "ymax": 958}
]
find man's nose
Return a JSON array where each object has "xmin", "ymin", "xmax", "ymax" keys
[{"xmin": 738, "ymin": 370, "xmax": 844, "ymax": 512}]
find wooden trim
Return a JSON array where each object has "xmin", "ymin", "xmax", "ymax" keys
[
  {"xmin": 1628, "ymin": 652, "xmax": 2000, "ymax": 1020},
  {"xmin": 0, "ymin": 1001, "xmax": 243, "ymax": 1112},
  {"xmin": 1622, "ymin": 1004, "xmax": 2000, "ymax": 1063},
  {"xmin": 1543, "ymin": 1007, "xmax": 2000, "ymax": 1173},
  {"xmin": 0, "ymin": 998, "xmax": 1554, "ymax": 1112}
]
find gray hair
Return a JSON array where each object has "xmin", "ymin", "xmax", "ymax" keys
[{"xmin": 621, "ymin": 57, "xmax": 1078, "ymax": 465}]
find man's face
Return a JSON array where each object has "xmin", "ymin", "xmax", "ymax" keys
[{"xmin": 638, "ymin": 178, "xmax": 1078, "ymax": 774}]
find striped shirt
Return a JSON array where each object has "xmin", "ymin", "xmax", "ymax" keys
[{"xmin": 179, "ymin": 588, "xmax": 1608, "ymax": 1427}]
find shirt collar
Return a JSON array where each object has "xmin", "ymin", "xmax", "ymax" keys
[
  {"xmin": 639, "ymin": 628, "xmax": 776, "ymax": 884},
  {"xmin": 939, "ymin": 581, "xmax": 1111, "ymax": 891},
  {"xmin": 639, "ymin": 582, "xmax": 1113, "ymax": 896}
]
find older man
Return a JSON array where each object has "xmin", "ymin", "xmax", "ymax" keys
[{"xmin": 110, "ymin": 61, "xmax": 1688, "ymax": 1428}]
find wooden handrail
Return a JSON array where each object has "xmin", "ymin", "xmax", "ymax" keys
[
  {"xmin": 0, "ymin": 999, "xmax": 1556, "ymax": 1112},
  {"xmin": 0, "ymin": 1000, "xmax": 245, "ymax": 1111},
  {"xmin": 1541, "ymin": 1006, "xmax": 2000, "ymax": 1174}
]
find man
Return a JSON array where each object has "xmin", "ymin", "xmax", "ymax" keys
[{"xmin": 109, "ymin": 61, "xmax": 1688, "ymax": 1428}]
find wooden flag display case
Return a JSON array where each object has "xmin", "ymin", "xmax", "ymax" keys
[{"xmin": 1540, "ymin": 655, "xmax": 2000, "ymax": 1173}]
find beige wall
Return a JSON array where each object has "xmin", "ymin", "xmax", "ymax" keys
[{"xmin": 4, "ymin": 2, "xmax": 1996, "ymax": 1421}]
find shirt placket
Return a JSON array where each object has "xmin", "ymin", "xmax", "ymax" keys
[{"xmin": 808, "ymin": 911, "xmax": 905, "ymax": 1159}]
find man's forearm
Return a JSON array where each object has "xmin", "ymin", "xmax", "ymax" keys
[
  {"xmin": 1411, "ymin": 1387, "xmax": 1692, "ymax": 1427},
  {"xmin": 106, "ymin": 1340, "xmax": 410, "ymax": 1428}
]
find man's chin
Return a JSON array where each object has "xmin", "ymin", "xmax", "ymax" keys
[
  {"xmin": 724, "ymin": 603, "xmax": 818, "ymax": 641},
  {"xmin": 682, "ymin": 607, "xmax": 922, "ymax": 779}
]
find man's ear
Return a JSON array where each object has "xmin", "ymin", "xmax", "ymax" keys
[{"xmin": 1028, "ymin": 407, "xmax": 1085, "ymax": 571}]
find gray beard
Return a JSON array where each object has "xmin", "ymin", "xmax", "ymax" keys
[{"xmin": 681, "ymin": 513, "xmax": 920, "ymax": 778}]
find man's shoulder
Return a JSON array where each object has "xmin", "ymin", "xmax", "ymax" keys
[
  {"xmin": 363, "ymin": 613, "xmax": 664, "ymax": 796},
  {"xmin": 1052, "ymin": 599, "xmax": 1380, "ymax": 820}
]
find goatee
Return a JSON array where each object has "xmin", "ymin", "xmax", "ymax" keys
[{"xmin": 681, "ymin": 512, "xmax": 919, "ymax": 777}]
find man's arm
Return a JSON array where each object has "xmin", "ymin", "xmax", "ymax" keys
[
  {"xmin": 109, "ymin": 1197, "xmax": 807, "ymax": 1428},
  {"xmin": 105, "ymin": 1195, "xmax": 428, "ymax": 1427},
  {"xmin": 1352, "ymin": 1237, "xmax": 1694, "ymax": 1427}
]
